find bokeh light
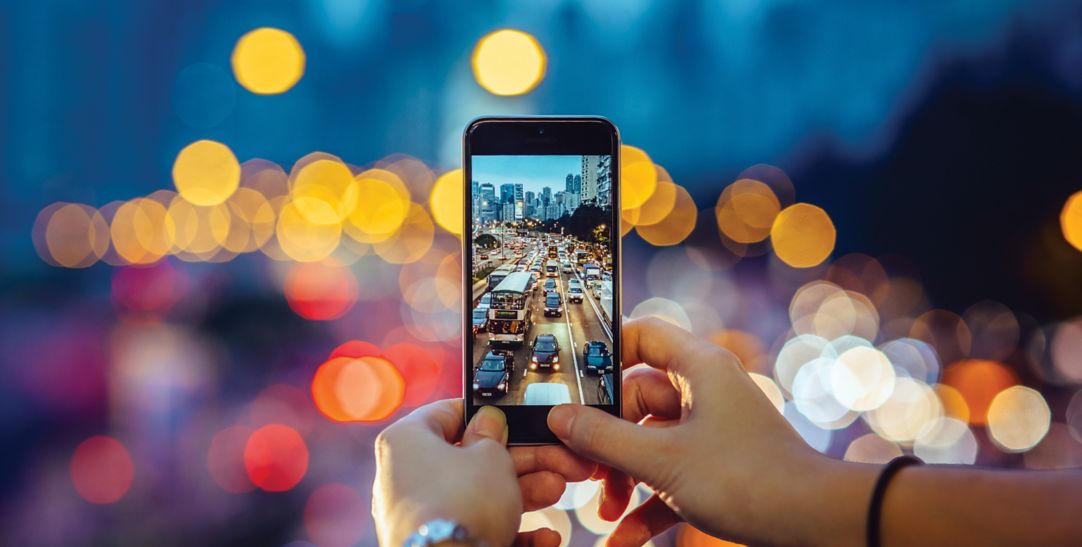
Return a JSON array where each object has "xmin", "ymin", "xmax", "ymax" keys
[
  {"xmin": 715, "ymin": 179, "xmax": 780, "ymax": 244},
  {"xmin": 942, "ymin": 359, "xmax": 1018, "ymax": 426},
  {"xmin": 1060, "ymin": 190, "xmax": 1082, "ymax": 251},
  {"xmin": 748, "ymin": 372, "xmax": 785, "ymax": 413},
  {"xmin": 770, "ymin": 203, "xmax": 836, "ymax": 268},
  {"xmin": 913, "ymin": 417, "xmax": 978, "ymax": 464},
  {"xmin": 110, "ymin": 198, "xmax": 174, "ymax": 264},
  {"xmin": 290, "ymin": 157, "xmax": 359, "ymax": 225},
  {"xmin": 37, "ymin": 203, "xmax": 110, "ymax": 268},
  {"xmin": 207, "ymin": 425, "xmax": 255, "ymax": 494},
  {"xmin": 471, "ymin": 29, "xmax": 546, "ymax": 96},
  {"xmin": 69, "ymin": 435, "xmax": 134, "ymax": 504},
  {"xmin": 865, "ymin": 377, "xmax": 943, "ymax": 444},
  {"xmin": 1050, "ymin": 317, "xmax": 1082, "ymax": 383},
  {"xmin": 635, "ymin": 183, "xmax": 697, "ymax": 246},
  {"xmin": 276, "ymin": 199, "xmax": 342, "ymax": 262},
  {"xmin": 373, "ymin": 204, "xmax": 434, "ymax": 264},
  {"xmin": 231, "ymin": 27, "xmax": 305, "ymax": 94},
  {"xmin": 986, "ymin": 386, "xmax": 1051, "ymax": 452},
  {"xmin": 429, "ymin": 169, "xmax": 464, "ymax": 236},
  {"xmin": 346, "ymin": 168, "xmax": 412, "ymax": 243},
  {"xmin": 172, "ymin": 140, "xmax": 241, "ymax": 206},
  {"xmin": 243, "ymin": 423, "xmax": 308, "ymax": 492},
  {"xmin": 283, "ymin": 259, "xmax": 359, "ymax": 320},
  {"xmin": 620, "ymin": 145, "xmax": 658, "ymax": 210},
  {"xmin": 844, "ymin": 433, "xmax": 903, "ymax": 464},
  {"xmin": 311, "ymin": 356, "xmax": 405, "ymax": 422}
]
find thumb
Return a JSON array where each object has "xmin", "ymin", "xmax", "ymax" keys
[
  {"xmin": 548, "ymin": 404, "xmax": 665, "ymax": 483},
  {"xmin": 463, "ymin": 405, "xmax": 508, "ymax": 447}
]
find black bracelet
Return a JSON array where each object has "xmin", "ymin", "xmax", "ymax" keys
[{"xmin": 867, "ymin": 455, "xmax": 922, "ymax": 547}]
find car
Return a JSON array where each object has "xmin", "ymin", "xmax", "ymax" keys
[
  {"xmin": 567, "ymin": 285, "xmax": 585, "ymax": 303},
  {"xmin": 562, "ymin": 261, "xmax": 573, "ymax": 274},
  {"xmin": 473, "ymin": 350, "xmax": 512, "ymax": 397},
  {"xmin": 597, "ymin": 373, "xmax": 614, "ymax": 405},
  {"xmin": 530, "ymin": 334, "xmax": 561, "ymax": 371},
  {"xmin": 471, "ymin": 307, "xmax": 488, "ymax": 334},
  {"xmin": 524, "ymin": 383, "xmax": 572, "ymax": 406},
  {"xmin": 529, "ymin": 272, "xmax": 539, "ymax": 292},
  {"xmin": 544, "ymin": 291, "xmax": 563, "ymax": 317},
  {"xmin": 583, "ymin": 340, "xmax": 613, "ymax": 374},
  {"xmin": 479, "ymin": 253, "xmax": 488, "ymax": 260},
  {"xmin": 543, "ymin": 278, "xmax": 557, "ymax": 292},
  {"xmin": 478, "ymin": 293, "xmax": 491, "ymax": 308}
]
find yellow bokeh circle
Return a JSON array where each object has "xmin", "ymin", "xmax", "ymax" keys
[
  {"xmin": 231, "ymin": 27, "xmax": 305, "ymax": 95},
  {"xmin": 471, "ymin": 29, "xmax": 546, "ymax": 96},
  {"xmin": 172, "ymin": 140, "xmax": 241, "ymax": 206},
  {"xmin": 374, "ymin": 203, "xmax": 434, "ymax": 265},
  {"xmin": 290, "ymin": 158, "xmax": 359, "ymax": 225},
  {"xmin": 1061, "ymin": 190, "xmax": 1082, "ymax": 252},
  {"xmin": 635, "ymin": 183, "xmax": 697, "ymax": 246},
  {"xmin": 620, "ymin": 145, "xmax": 658, "ymax": 210},
  {"xmin": 771, "ymin": 203, "xmax": 836, "ymax": 268},
  {"xmin": 110, "ymin": 198, "xmax": 175, "ymax": 264},
  {"xmin": 715, "ymin": 179, "xmax": 781, "ymax": 244},
  {"xmin": 429, "ymin": 168, "xmax": 464, "ymax": 236},
  {"xmin": 276, "ymin": 200, "xmax": 341, "ymax": 263},
  {"xmin": 166, "ymin": 196, "xmax": 231, "ymax": 257},
  {"xmin": 346, "ymin": 168, "xmax": 411, "ymax": 243}
]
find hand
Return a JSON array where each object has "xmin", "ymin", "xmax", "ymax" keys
[
  {"xmin": 547, "ymin": 317, "xmax": 855, "ymax": 547},
  {"xmin": 373, "ymin": 400, "xmax": 595, "ymax": 546}
]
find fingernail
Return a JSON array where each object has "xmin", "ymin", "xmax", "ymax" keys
[
  {"xmin": 548, "ymin": 404, "xmax": 576, "ymax": 439},
  {"xmin": 470, "ymin": 405, "xmax": 506, "ymax": 441}
]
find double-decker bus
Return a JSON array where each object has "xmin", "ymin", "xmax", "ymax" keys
[
  {"xmin": 488, "ymin": 271, "xmax": 533, "ymax": 346},
  {"xmin": 487, "ymin": 265, "xmax": 514, "ymax": 291}
]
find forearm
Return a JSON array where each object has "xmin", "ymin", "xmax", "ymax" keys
[
  {"xmin": 881, "ymin": 467, "xmax": 1082, "ymax": 547},
  {"xmin": 770, "ymin": 459, "xmax": 1082, "ymax": 547}
]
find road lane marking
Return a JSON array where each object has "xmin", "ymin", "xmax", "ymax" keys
[
  {"xmin": 577, "ymin": 271, "xmax": 613, "ymax": 342},
  {"xmin": 563, "ymin": 293, "xmax": 586, "ymax": 405}
]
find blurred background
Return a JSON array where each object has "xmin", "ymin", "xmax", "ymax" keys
[{"xmin": 4, "ymin": 0, "xmax": 1082, "ymax": 545}]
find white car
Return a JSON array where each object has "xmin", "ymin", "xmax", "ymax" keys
[{"xmin": 523, "ymin": 383, "xmax": 572, "ymax": 406}]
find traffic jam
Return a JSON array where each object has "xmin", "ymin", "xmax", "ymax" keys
[{"xmin": 470, "ymin": 233, "xmax": 615, "ymax": 406}]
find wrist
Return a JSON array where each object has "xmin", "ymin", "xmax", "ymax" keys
[
  {"xmin": 389, "ymin": 504, "xmax": 500, "ymax": 547},
  {"xmin": 769, "ymin": 454, "xmax": 878, "ymax": 547}
]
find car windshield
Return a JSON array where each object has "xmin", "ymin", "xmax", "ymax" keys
[
  {"xmin": 535, "ymin": 339, "xmax": 556, "ymax": 352},
  {"xmin": 479, "ymin": 357, "xmax": 505, "ymax": 371},
  {"xmin": 570, "ymin": 287, "xmax": 582, "ymax": 293},
  {"xmin": 587, "ymin": 345, "xmax": 605, "ymax": 356},
  {"xmin": 472, "ymin": 309, "xmax": 486, "ymax": 321},
  {"xmin": 546, "ymin": 296, "xmax": 560, "ymax": 305}
]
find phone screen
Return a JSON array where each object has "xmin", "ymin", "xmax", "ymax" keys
[{"xmin": 464, "ymin": 118, "xmax": 619, "ymax": 442}]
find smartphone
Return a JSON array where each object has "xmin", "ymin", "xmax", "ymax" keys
[{"xmin": 462, "ymin": 116, "xmax": 621, "ymax": 445}]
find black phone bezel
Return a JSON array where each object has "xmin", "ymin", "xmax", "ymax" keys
[{"xmin": 462, "ymin": 116, "xmax": 622, "ymax": 445}]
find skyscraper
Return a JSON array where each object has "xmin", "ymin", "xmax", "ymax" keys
[
  {"xmin": 542, "ymin": 186, "xmax": 552, "ymax": 205},
  {"xmin": 565, "ymin": 173, "xmax": 575, "ymax": 193},
  {"xmin": 472, "ymin": 181, "xmax": 481, "ymax": 224},
  {"xmin": 480, "ymin": 183, "xmax": 497, "ymax": 223},
  {"xmin": 573, "ymin": 174, "xmax": 581, "ymax": 194},
  {"xmin": 596, "ymin": 155, "xmax": 612, "ymax": 207},
  {"xmin": 499, "ymin": 183, "xmax": 515, "ymax": 206},
  {"xmin": 581, "ymin": 156, "xmax": 599, "ymax": 205},
  {"xmin": 514, "ymin": 183, "xmax": 524, "ymax": 220}
]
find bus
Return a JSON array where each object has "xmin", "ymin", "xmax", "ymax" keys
[
  {"xmin": 545, "ymin": 259, "xmax": 560, "ymax": 278},
  {"xmin": 487, "ymin": 265, "xmax": 514, "ymax": 291},
  {"xmin": 487, "ymin": 271, "xmax": 534, "ymax": 346}
]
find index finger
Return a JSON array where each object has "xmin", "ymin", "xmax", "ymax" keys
[
  {"xmin": 623, "ymin": 317, "xmax": 735, "ymax": 376},
  {"xmin": 393, "ymin": 398, "xmax": 466, "ymax": 443}
]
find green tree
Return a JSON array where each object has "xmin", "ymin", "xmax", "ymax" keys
[{"xmin": 475, "ymin": 233, "xmax": 500, "ymax": 249}]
